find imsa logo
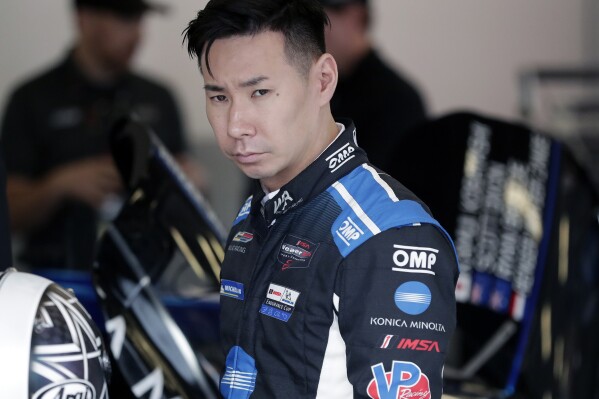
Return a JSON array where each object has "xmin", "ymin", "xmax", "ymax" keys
[
  {"xmin": 336, "ymin": 216, "xmax": 364, "ymax": 246},
  {"xmin": 392, "ymin": 245, "xmax": 438, "ymax": 275},
  {"xmin": 326, "ymin": 143, "xmax": 355, "ymax": 172},
  {"xmin": 379, "ymin": 336, "xmax": 441, "ymax": 352}
]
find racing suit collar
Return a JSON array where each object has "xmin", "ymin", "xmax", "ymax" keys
[{"xmin": 251, "ymin": 119, "xmax": 369, "ymax": 226}]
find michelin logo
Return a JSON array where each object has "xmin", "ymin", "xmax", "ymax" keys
[
  {"xmin": 392, "ymin": 245, "xmax": 438, "ymax": 275},
  {"xmin": 220, "ymin": 279, "xmax": 245, "ymax": 301}
]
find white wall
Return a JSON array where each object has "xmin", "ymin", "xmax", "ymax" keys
[
  {"xmin": 584, "ymin": 0, "xmax": 599, "ymax": 62},
  {"xmin": 372, "ymin": 0, "xmax": 585, "ymax": 122},
  {"xmin": 0, "ymin": 0, "xmax": 588, "ymax": 225},
  {"xmin": 0, "ymin": 0, "xmax": 587, "ymax": 141}
]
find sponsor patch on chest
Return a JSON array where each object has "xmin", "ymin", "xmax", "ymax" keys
[
  {"xmin": 260, "ymin": 283, "xmax": 301, "ymax": 322},
  {"xmin": 220, "ymin": 279, "xmax": 245, "ymax": 300},
  {"xmin": 277, "ymin": 234, "xmax": 319, "ymax": 270}
]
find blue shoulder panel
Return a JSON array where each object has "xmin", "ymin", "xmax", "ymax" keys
[
  {"xmin": 232, "ymin": 196, "xmax": 253, "ymax": 226},
  {"xmin": 327, "ymin": 165, "xmax": 457, "ymax": 259}
]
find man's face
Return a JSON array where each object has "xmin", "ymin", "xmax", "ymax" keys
[
  {"xmin": 80, "ymin": 10, "xmax": 143, "ymax": 72},
  {"xmin": 202, "ymin": 31, "xmax": 324, "ymax": 191}
]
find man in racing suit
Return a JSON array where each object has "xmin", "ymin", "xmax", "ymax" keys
[{"xmin": 184, "ymin": 1, "xmax": 459, "ymax": 398}]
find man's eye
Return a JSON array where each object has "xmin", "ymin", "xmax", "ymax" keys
[
  {"xmin": 210, "ymin": 95, "xmax": 227, "ymax": 102},
  {"xmin": 252, "ymin": 89, "xmax": 270, "ymax": 97}
]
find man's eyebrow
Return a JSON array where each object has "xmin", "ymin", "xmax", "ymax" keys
[
  {"xmin": 204, "ymin": 84, "xmax": 224, "ymax": 92},
  {"xmin": 203, "ymin": 76, "xmax": 269, "ymax": 92},
  {"xmin": 240, "ymin": 76, "xmax": 269, "ymax": 88}
]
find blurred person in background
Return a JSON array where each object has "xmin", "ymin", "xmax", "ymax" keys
[
  {"xmin": 319, "ymin": 0, "xmax": 427, "ymax": 172},
  {"xmin": 0, "ymin": 0, "xmax": 202, "ymax": 270}
]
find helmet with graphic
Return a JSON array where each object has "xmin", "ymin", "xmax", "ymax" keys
[{"xmin": 0, "ymin": 268, "xmax": 111, "ymax": 399}]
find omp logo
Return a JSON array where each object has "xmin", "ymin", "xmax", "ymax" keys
[
  {"xmin": 33, "ymin": 380, "xmax": 94, "ymax": 399},
  {"xmin": 273, "ymin": 191, "xmax": 293, "ymax": 214},
  {"xmin": 336, "ymin": 216, "xmax": 364, "ymax": 246},
  {"xmin": 326, "ymin": 143, "xmax": 355, "ymax": 172},
  {"xmin": 392, "ymin": 245, "xmax": 438, "ymax": 275}
]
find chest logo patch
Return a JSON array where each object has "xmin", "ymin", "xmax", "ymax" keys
[
  {"xmin": 278, "ymin": 234, "xmax": 319, "ymax": 270},
  {"xmin": 233, "ymin": 231, "xmax": 254, "ymax": 243},
  {"xmin": 260, "ymin": 283, "xmax": 300, "ymax": 322},
  {"xmin": 220, "ymin": 279, "xmax": 245, "ymax": 301}
]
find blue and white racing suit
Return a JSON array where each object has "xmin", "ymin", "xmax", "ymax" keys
[{"xmin": 219, "ymin": 121, "xmax": 460, "ymax": 399}]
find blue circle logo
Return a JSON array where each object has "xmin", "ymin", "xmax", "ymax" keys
[{"xmin": 394, "ymin": 281, "xmax": 431, "ymax": 315}]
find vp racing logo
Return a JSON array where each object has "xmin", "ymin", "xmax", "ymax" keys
[
  {"xmin": 326, "ymin": 142, "xmax": 355, "ymax": 173},
  {"xmin": 367, "ymin": 361, "xmax": 431, "ymax": 399}
]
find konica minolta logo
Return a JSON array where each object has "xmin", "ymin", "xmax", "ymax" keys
[
  {"xmin": 370, "ymin": 317, "xmax": 446, "ymax": 332},
  {"xmin": 326, "ymin": 143, "xmax": 355, "ymax": 173}
]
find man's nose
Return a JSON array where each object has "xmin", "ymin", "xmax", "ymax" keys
[{"xmin": 227, "ymin": 101, "xmax": 255, "ymax": 139}]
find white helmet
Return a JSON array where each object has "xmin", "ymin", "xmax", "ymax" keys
[{"xmin": 0, "ymin": 268, "xmax": 111, "ymax": 398}]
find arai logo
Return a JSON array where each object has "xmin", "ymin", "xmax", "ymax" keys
[{"xmin": 33, "ymin": 380, "xmax": 95, "ymax": 399}]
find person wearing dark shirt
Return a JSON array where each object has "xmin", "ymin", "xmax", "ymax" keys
[
  {"xmin": 0, "ymin": 152, "xmax": 12, "ymax": 270},
  {"xmin": 319, "ymin": 0, "xmax": 427, "ymax": 172},
  {"xmin": 0, "ymin": 0, "xmax": 197, "ymax": 269}
]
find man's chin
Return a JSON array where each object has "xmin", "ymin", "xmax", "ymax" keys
[{"xmin": 238, "ymin": 165, "xmax": 270, "ymax": 181}]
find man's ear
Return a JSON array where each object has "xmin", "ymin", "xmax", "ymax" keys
[{"xmin": 313, "ymin": 53, "xmax": 338, "ymax": 107}]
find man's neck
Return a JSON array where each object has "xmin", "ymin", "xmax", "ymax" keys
[{"xmin": 261, "ymin": 116, "xmax": 340, "ymax": 193}]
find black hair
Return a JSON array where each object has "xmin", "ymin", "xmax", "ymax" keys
[{"xmin": 183, "ymin": 0, "xmax": 329, "ymax": 77}]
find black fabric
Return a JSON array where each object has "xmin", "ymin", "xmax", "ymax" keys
[
  {"xmin": 390, "ymin": 111, "xmax": 599, "ymax": 398},
  {"xmin": 0, "ymin": 51, "xmax": 185, "ymax": 269},
  {"xmin": 0, "ymin": 151, "xmax": 12, "ymax": 269},
  {"xmin": 318, "ymin": 0, "xmax": 367, "ymax": 6},
  {"xmin": 330, "ymin": 49, "xmax": 427, "ymax": 173}
]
